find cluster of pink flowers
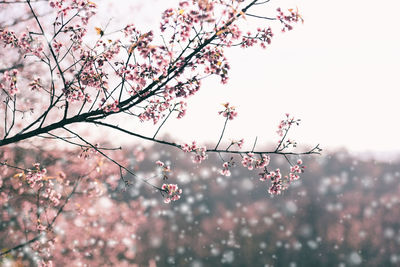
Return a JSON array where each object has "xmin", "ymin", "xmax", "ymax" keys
[
  {"xmin": 258, "ymin": 27, "xmax": 274, "ymax": 49},
  {"xmin": 161, "ymin": 183, "xmax": 182, "ymax": 203},
  {"xmin": 49, "ymin": 0, "xmax": 63, "ymax": 9},
  {"xmin": 50, "ymin": 0, "xmax": 97, "ymax": 25},
  {"xmin": 0, "ymin": 69, "xmax": 19, "ymax": 96},
  {"xmin": 137, "ymin": 76, "xmax": 200, "ymax": 124},
  {"xmin": 64, "ymin": 86, "xmax": 90, "ymax": 103},
  {"xmin": 259, "ymin": 159, "xmax": 306, "ymax": 195},
  {"xmin": 26, "ymin": 163, "xmax": 47, "ymax": 188},
  {"xmin": 175, "ymin": 101, "xmax": 187, "ymax": 119},
  {"xmin": 123, "ymin": 27, "xmax": 168, "ymax": 72},
  {"xmin": 42, "ymin": 182, "xmax": 62, "ymax": 206},
  {"xmin": 241, "ymin": 153, "xmax": 270, "ymax": 170},
  {"xmin": 259, "ymin": 168, "xmax": 281, "ymax": 182},
  {"xmin": 240, "ymin": 27, "xmax": 274, "ymax": 48},
  {"xmin": 236, "ymin": 139, "xmax": 244, "ymax": 148},
  {"xmin": 216, "ymin": 24, "xmax": 242, "ymax": 47},
  {"xmin": 278, "ymin": 138, "xmax": 298, "ymax": 149},
  {"xmin": 289, "ymin": 159, "xmax": 305, "ymax": 181},
  {"xmin": 258, "ymin": 168, "xmax": 286, "ymax": 195},
  {"xmin": 160, "ymin": 1, "xmax": 215, "ymax": 41},
  {"xmin": 52, "ymin": 39, "xmax": 63, "ymax": 53},
  {"xmin": 220, "ymin": 162, "xmax": 231, "ymax": 177},
  {"xmin": 202, "ymin": 47, "xmax": 230, "ymax": 84},
  {"xmin": 277, "ymin": 7, "xmax": 303, "ymax": 32},
  {"xmin": 0, "ymin": 28, "xmax": 19, "ymax": 47},
  {"xmin": 181, "ymin": 141, "xmax": 207, "ymax": 163},
  {"xmin": 268, "ymin": 170, "xmax": 285, "ymax": 195},
  {"xmin": 0, "ymin": 29, "xmax": 44, "ymax": 57},
  {"xmin": 156, "ymin": 160, "xmax": 171, "ymax": 180},
  {"xmin": 33, "ymin": 237, "xmax": 56, "ymax": 267},
  {"xmin": 168, "ymin": 78, "xmax": 201, "ymax": 99},
  {"xmin": 277, "ymin": 113, "xmax": 301, "ymax": 137},
  {"xmin": 181, "ymin": 141, "xmax": 197, "ymax": 152},
  {"xmin": 29, "ymin": 77, "xmax": 43, "ymax": 91},
  {"xmin": 100, "ymin": 99, "xmax": 120, "ymax": 113},
  {"xmin": 138, "ymin": 99, "xmax": 170, "ymax": 124},
  {"xmin": 193, "ymin": 146, "xmax": 207, "ymax": 163},
  {"xmin": 79, "ymin": 51, "xmax": 108, "ymax": 89},
  {"xmin": 218, "ymin": 102, "xmax": 238, "ymax": 120},
  {"xmin": 231, "ymin": 138, "xmax": 244, "ymax": 149},
  {"xmin": 96, "ymin": 40, "xmax": 121, "ymax": 63},
  {"xmin": 116, "ymin": 64, "xmax": 146, "ymax": 93},
  {"xmin": 240, "ymin": 31, "xmax": 258, "ymax": 48}
]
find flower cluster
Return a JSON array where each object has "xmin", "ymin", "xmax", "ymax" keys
[
  {"xmin": 100, "ymin": 99, "xmax": 120, "ymax": 113},
  {"xmin": 277, "ymin": 113, "xmax": 301, "ymax": 137},
  {"xmin": 33, "ymin": 239, "xmax": 56, "ymax": 267},
  {"xmin": 49, "ymin": 0, "xmax": 63, "ymax": 9},
  {"xmin": 42, "ymin": 182, "xmax": 62, "ymax": 206},
  {"xmin": 258, "ymin": 168, "xmax": 286, "ymax": 195},
  {"xmin": 52, "ymin": 39, "xmax": 63, "ymax": 53},
  {"xmin": 258, "ymin": 27, "xmax": 274, "ymax": 49},
  {"xmin": 50, "ymin": 0, "xmax": 97, "ymax": 25},
  {"xmin": 160, "ymin": 1, "xmax": 215, "ymax": 41},
  {"xmin": 64, "ymin": 86, "xmax": 90, "ymax": 103},
  {"xmin": 259, "ymin": 159, "xmax": 306, "ymax": 195},
  {"xmin": 267, "ymin": 169, "xmax": 285, "ymax": 195},
  {"xmin": 0, "ymin": 28, "xmax": 19, "ymax": 47},
  {"xmin": 240, "ymin": 32, "xmax": 258, "ymax": 48},
  {"xmin": 277, "ymin": 7, "xmax": 303, "ymax": 32},
  {"xmin": 181, "ymin": 141, "xmax": 207, "ymax": 163},
  {"xmin": 289, "ymin": 159, "xmax": 306, "ymax": 181},
  {"xmin": 0, "ymin": 29, "xmax": 41, "ymax": 56},
  {"xmin": 138, "ymin": 99, "xmax": 170, "ymax": 124},
  {"xmin": 220, "ymin": 161, "xmax": 232, "ymax": 177},
  {"xmin": 29, "ymin": 77, "xmax": 44, "ymax": 91},
  {"xmin": 156, "ymin": 160, "xmax": 171, "ymax": 180},
  {"xmin": 0, "ymin": 69, "xmax": 19, "ymax": 96},
  {"xmin": 231, "ymin": 138, "xmax": 244, "ymax": 149},
  {"xmin": 175, "ymin": 101, "xmax": 187, "ymax": 119},
  {"xmin": 241, "ymin": 153, "xmax": 270, "ymax": 170},
  {"xmin": 218, "ymin": 102, "xmax": 238, "ymax": 120},
  {"xmin": 181, "ymin": 141, "xmax": 197, "ymax": 152},
  {"xmin": 79, "ymin": 51, "xmax": 109, "ymax": 89},
  {"xmin": 228, "ymin": 25, "xmax": 274, "ymax": 49},
  {"xmin": 26, "ymin": 163, "xmax": 47, "ymax": 188},
  {"xmin": 202, "ymin": 47, "xmax": 230, "ymax": 84},
  {"xmin": 259, "ymin": 168, "xmax": 280, "ymax": 182},
  {"xmin": 216, "ymin": 23, "xmax": 242, "ymax": 47},
  {"xmin": 161, "ymin": 183, "xmax": 182, "ymax": 203}
]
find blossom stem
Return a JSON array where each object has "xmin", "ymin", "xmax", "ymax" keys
[{"xmin": 215, "ymin": 117, "xmax": 229, "ymax": 150}]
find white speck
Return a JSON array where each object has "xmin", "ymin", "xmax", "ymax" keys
[
  {"xmin": 221, "ymin": 250, "xmax": 234, "ymax": 264},
  {"xmin": 348, "ymin": 252, "xmax": 362, "ymax": 265},
  {"xmin": 307, "ymin": 240, "xmax": 318, "ymax": 250},
  {"xmin": 286, "ymin": 201, "xmax": 298, "ymax": 214}
]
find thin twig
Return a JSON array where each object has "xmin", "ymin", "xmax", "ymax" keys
[{"xmin": 215, "ymin": 117, "xmax": 229, "ymax": 150}]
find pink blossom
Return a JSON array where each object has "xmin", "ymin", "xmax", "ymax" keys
[
  {"xmin": 161, "ymin": 183, "xmax": 182, "ymax": 203},
  {"xmin": 219, "ymin": 102, "xmax": 238, "ymax": 120},
  {"xmin": 220, "ymin": 162, "xmax": 231, "ymax": 176}
]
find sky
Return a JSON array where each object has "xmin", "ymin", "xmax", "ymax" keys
[{"xmin": 96, "ymin": 0, "xmax": 400, "ymax": 155}]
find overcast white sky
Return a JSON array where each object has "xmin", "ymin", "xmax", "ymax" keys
[{"xmin": 97, "ymin": 0, "xmax": 400, "ymax": 154}]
